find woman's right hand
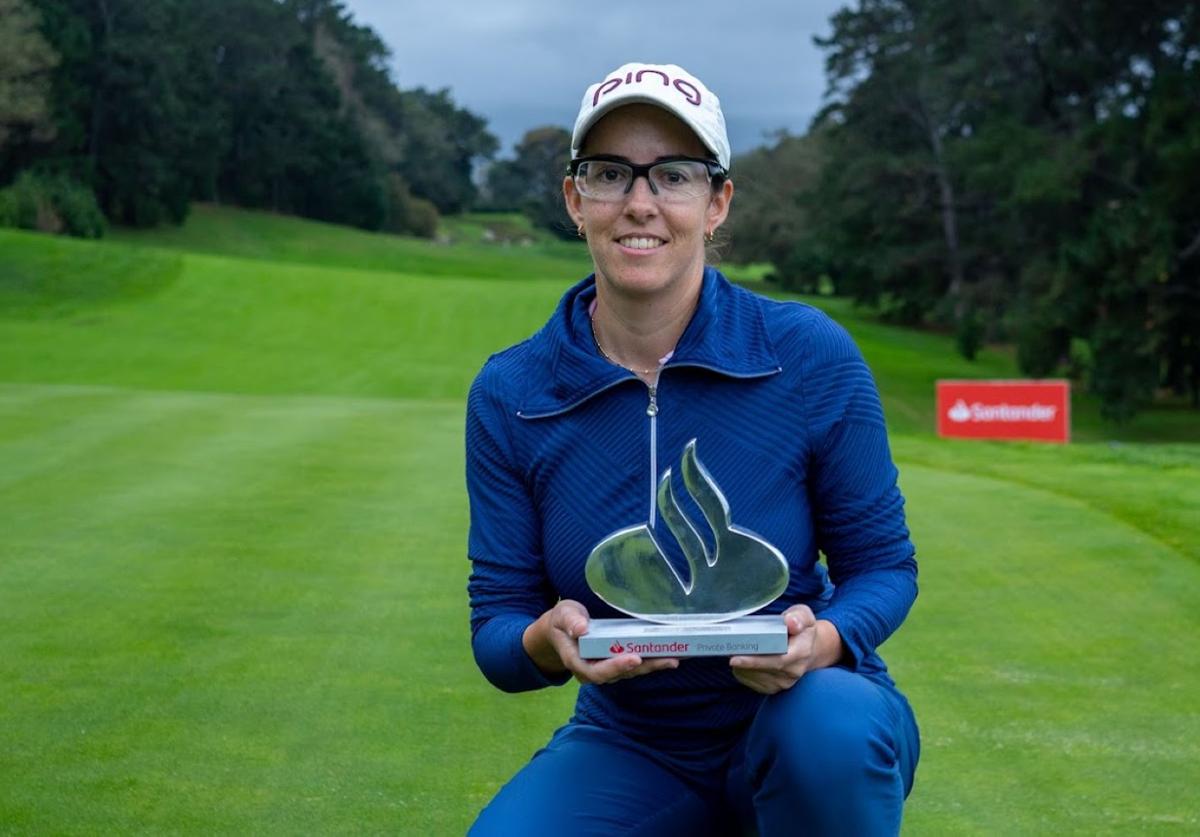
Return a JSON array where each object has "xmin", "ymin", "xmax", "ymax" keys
[{"xmin": 522, "ymin": 599, "xmax": 679, "ymax": 685}]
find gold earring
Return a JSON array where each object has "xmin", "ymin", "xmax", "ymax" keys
[
  {"xmin": 577, "ymin": 226, "xmax": 586, "ymax": 240},
  {"xmin": 705, "ymin": 230, "xmax": 715, "ymax": 243}
]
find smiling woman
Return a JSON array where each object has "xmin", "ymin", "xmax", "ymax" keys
[
  {"xmin": 464, "ymin": 62, "xmax": 920, "ymax": 837},
  {"xmin": 564, "ymin": 104, "xmax": 731, "ymax": 361}
]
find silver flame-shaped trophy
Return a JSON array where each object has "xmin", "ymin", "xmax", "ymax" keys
[{"xmin": 578, "ymin": 439, "xmax": 790, "ymax": 658}]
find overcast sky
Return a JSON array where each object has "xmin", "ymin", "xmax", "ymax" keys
[{"xmin": 340, "ymin": 0, "xmax": 848, "ymax": 160}]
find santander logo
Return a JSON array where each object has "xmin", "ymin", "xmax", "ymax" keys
[
  {"xmin": 947, "ymin": 399, "xmax": 971, "ymax": 423},
  {"xmin": 947, "ymin": 397, "xmax": 1058, "ymax": 423},
  {"xmin": 609, "ymin": 641, "xmax": 625, "ymax": 654}
]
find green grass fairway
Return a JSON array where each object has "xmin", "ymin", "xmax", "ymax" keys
[
  {"xmin": 892, "ymin": 446, "xmax": 1200, "ymax": 832},
  {"xmin": 110, "ymin": 203, "xmax": 592, "ymax": 282},
  {"xmin": 0, "ymin": 383, "xmax": 570, "ymax": 833},
  {"xmin": 1, "ymin": 250, "xmax": 563, "ymax": 401},
  {"xmin": 2, "ymin": 215, "xmax": 1198, "ymax": 833}
]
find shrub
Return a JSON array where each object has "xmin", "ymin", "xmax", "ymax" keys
[
  {"xmin": 955, "ymin": 307, "xmax": 982, "ymax": 361},
  {"xmin": 0, "ymin": 171, "xmax": 106, "ymax": 238},
  {"xmin": 384, "ymin": 173, "xmax": 439, "ymax": 239}
]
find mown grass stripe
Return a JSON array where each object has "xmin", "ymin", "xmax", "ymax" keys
[
  {"xmin": 892, "ymin": 464, "xmax": 1200, "ymax": 833},
  {"xmin": 0, "ymin": 390, "xmax": 466, "ymax": 831},
  {"xmin": 893, "ymin": 436, "xmax": 1200, "ymax": 564}
]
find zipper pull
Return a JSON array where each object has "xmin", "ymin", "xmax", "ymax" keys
[{"xmin": 647, "ymin": 385, "xmax": 659, "ymax": 417}]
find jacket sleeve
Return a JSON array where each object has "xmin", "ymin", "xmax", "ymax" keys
[
  {"xmin": 465, "ymin": 367, "xmax": 571, "ymax": 692},
  {"xmin": 801, "ymin": 316, "xmax": 918, "ymax": 669}
]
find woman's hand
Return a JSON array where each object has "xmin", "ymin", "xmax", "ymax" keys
[
  {"xmin": 523, "ymin": 599, "xmax": 679, "ymax": 685},
  {"xmin": 729, "ymin": 606, "xmax": 844, "ymax": 695}
]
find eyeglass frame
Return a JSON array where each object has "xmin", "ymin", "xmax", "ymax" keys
[{"xmin": 566, "ymin": 154, "xmax": 729, "ymax": 201}]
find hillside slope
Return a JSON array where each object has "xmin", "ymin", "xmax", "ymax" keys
[{"xmin": 6, "ymin": 212, "xmax": 1197, "ymax": 442}]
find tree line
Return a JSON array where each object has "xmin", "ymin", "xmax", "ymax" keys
[
  {"xmin": 3, "ymin": 0, "xmax": 1195, "ymax": 419},
  {"xmin": 0, "ymin": 0, "xmax": 496, "ymax": 235},
  {"xmin": 724, "ymin": 0, "xmax": 1199, "ymax": 420},
  {"xmin": 480, "ymin": 2, "xmax": 1197, "ymax": 420}
]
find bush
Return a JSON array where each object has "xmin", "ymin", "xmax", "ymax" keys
[
  {"xmin": 384, "ymin": 173, "xmax": 439, "ymax": 239},
  {"xmin": 0, "ymin": 177, "xmax": 38, "ymax": 230},
  {"xmin": 955, "ymin": 307, "xmax": 982, "ymax": 361},
  {"xmin": 0, "ymin": 171, "xmax": 106, "ymax": 238}
]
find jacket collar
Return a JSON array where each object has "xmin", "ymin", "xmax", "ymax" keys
[{"xmin": 518, "ymin": 266, "xmax": 780, "ymax": 418}]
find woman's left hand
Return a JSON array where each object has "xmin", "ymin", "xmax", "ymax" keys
[{"xmin": 729, "ymin": 605, "xmax": 844, "ymax": 695}]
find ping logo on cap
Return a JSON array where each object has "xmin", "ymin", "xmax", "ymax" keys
[
  {"xmin": 573, "ymin": 62, "xmax": 730, "ymax": 170},
  {"xmin": 591, "ymin": 68, "xmax": 702, "ymax": 108}
]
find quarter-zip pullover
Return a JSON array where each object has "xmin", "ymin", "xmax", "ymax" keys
[{"xmin": 466, "ymin": 267, "xmax": 917, "ymax": 756}]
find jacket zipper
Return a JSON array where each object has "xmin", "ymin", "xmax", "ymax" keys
[
  {"xmin": 647, "ymin": 375, "xmax": 660, "ymax": 527},
  {"xmin": 646, "ymin": 365, "xmax": 781, "ymax": 528},
  {"xmin": 519, "ymin": 364, "xmax": 781, "ymax": 528}
]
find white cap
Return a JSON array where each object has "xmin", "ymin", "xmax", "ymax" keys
[{"xmin": 571, "ymin": 62, "xmax": 731, "ymax": 170}]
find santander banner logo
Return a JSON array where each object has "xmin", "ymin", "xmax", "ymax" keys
[{"xmin": 937, "ymin": 380, "xmax": 1070, "ymax": 443}]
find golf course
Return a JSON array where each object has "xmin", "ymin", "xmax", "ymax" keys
[{"xmin": 2, "ymin": 206, "xmax": 1197, "ymax": 833}]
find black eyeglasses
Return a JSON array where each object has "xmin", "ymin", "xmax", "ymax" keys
[{"xmin": 568, "ymin": 155, "xmax": 728, "ymax": 202}]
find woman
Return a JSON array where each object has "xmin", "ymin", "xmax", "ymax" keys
[{"xmin": 466, "ymin": 62, "xmax": 919, "ymax": 836}]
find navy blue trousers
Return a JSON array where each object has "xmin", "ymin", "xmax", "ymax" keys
[{"xmin": 470, "ymin": 668, "xmax": 919, "ymax": 836}]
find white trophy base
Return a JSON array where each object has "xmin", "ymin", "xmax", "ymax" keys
[{"xmin": 578, "ymin": 614, "xmax": 788, "ymax": 659}]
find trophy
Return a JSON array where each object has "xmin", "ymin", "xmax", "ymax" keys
[{"xmin": 578, "ymin": 440, "xmax": 790, "ymax": 658}]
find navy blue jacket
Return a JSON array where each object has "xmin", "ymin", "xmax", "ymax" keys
[{"xmin": 466, "ymin": 267, "xmax": 916, "ymax": 753}]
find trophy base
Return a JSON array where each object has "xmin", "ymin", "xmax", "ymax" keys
[{"xmin": 578, "ymin": 615, "xmax": 788, "ymax": 659}]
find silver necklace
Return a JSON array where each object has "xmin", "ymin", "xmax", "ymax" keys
[{"xmin": 590, "ymin": 317, "xmax": 663, "ymax": 376}]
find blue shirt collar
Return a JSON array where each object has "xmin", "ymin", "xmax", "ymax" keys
[{"xmin": 518, "ymin": 266, "xmax": 780, "ymax": 418}]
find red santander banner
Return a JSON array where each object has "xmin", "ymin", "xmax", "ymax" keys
[{"xmin": 936, "ymin": 380, "xmax": 1070, "ymax": 443}]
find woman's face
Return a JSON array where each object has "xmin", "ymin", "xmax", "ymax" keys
[{"xmin": 564, "ymin": 104, "xmax": 733, "ymax": 304}]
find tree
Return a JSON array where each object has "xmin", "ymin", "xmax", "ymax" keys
[
  {"xmin": 24, "ymin": 0, "xmax": 224, "ymax": 224},
  {"xmin": 204, "ymin": 0, "xmax": 386, "ymax": 229},
  {"xmin": 813, "ymin": 0, "xmax": 984, "ymax": 325},
  {"xmin": 397, "ymin": 87, "xmax": 497, "ymax": 215},
  {"xmin": 486, "ymin": 126, "xmax": 573, "ymax": 237},
  {"xmin": 12, "ymin": 0, "xmax": 496, "ymax": 233},
  {"xmin": 803, "ymin": 0, "xmax": 1200, "ymax": 419},
  {"xmin": 722, "ymin": 131, "xmax": 826, "ymax": 291},
  {"xmin": 0, "ymin": 0, "xmax": 59, "ymax": 152}
]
